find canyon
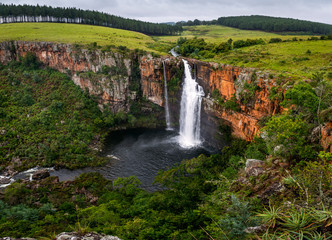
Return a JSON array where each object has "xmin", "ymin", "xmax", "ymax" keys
[{"xmin": 0, "ymin": 41, "xmax": 331, "ymax": 151}]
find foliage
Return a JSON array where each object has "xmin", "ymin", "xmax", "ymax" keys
[
  {"xmin": 0, "ymin": 56, "xmax": 108, "ymax": 170},
  {"xmin": 233, "ymin": 38, "xmax": 265, "ymax": 48},
  {"xmin": 282, "ymin": 81, "xmax": 319, "ymax": 117},
  {"xmin": 224, "ymin": 95, "xmax": 241, "ymax": 112},
  {"xmin": 263, "ymin": 114, "xmax": 317, "ymax": 160},
  {"xmin": 214, "ymin": 16, "xmax": 332, "ymax": 35},
  {"xmin": 219, "ymin": 195, "xmax": 258, "ymax": 239}
]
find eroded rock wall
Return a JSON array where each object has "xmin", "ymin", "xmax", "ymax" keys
[
  {"xmin": 0, "ymin": 41, "xmax": 284, "ymax": 142},
  {"xmin": 0, "ymin": 41, "xmax": 137, "ymax": 111}
]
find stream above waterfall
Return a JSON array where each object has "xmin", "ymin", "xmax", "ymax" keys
[{"xmin": 51, "ymin": 128, "xmax": 217, "ymax": 191}]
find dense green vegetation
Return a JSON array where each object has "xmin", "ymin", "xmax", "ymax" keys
[
  {"xmin": 179, "ymin": 15, "xmax": 332, "ymax": 35},
  {"xmin": 0, "ymin": 54, "xmax": 106, "ymax": 170},
  {"xmin": 0, "ymin": 4, "xmax": 182, "ymax": 35},
  {"xmin": 0, "ymin": 54, "xmax": 163, "ymax": 171},
  {"xmin": 0, "ymin": 136, "xmax": 330, "ymax": 239}
]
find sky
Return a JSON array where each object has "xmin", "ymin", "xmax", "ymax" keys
[{"xmin": 1, "ymin": 0, "xmax": 332, "ymax": 25}]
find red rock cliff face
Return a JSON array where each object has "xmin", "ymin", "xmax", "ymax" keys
[
  {"xmin": 185, "ymin": 59, "xmax": 281, "ymax": 141},
  {"xmin": 321, "ymin": 122, "xmax": 332, "ymax": 153},
  {"xmin": 140, "ymin": 57, "xmax": 281, "ymax": 141},
  {"xmin": 0, "ymin": 41, "xmax": 134, "ymax": 112}
]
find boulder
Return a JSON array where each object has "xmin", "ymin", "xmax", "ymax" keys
[
  {"xmin": 32, "ymin": 169, "xmax": 50, "ymax": 180},
  {"xmin": 244, "ymin": 225, "xmax": 266, "ymax": 234},
  {"xmin": 56, "ymin": 232, "xmax": 121, "ymax": 240},
  {"xmin": 245, "ymin": 159, "xmax": 265, "ymax": 177},
  {"xmin": 0, "ymin": 177, "xmax": 11, "ymax": 185}
]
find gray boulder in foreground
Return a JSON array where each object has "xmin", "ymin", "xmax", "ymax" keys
[{"xmin": 0, "ymin": 232, "xmax": 121, "ymax": 240}]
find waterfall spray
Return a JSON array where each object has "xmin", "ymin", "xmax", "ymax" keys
[
  {"xmin": 163, "ymin": 61, "xmax": 172, "ymax": 130},
  {"xmin": 178, "ymin": 60, "xmax": 204, "ymax": 148}
]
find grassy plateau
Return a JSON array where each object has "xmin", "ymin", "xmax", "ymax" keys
[{"xmin": 0, "ymin": 22, "xmax": 156, "ymax": 52}]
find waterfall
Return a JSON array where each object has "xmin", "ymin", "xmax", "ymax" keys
[
  {"xmin": 179, "ymin": 59, "xmax": 205, "ymax": 148},
  {"xmin": 163, "ymin": 61, "xmax": 172, "ymax": 130}
]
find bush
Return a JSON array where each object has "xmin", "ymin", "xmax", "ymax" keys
[
  {"xmin": 269, "ymin": 38, "xmax": 282, "ymax": 43},
  {"xmin": 20, "ymin": 52, "xmax": 40, "ymax": 70},
  {"xmin": 282, "ymin": 81, "xmax": 319, "ymax": 116},
  {"xmin": 263, "ymin": 114, "xmax": 316, "ymax": 160}
]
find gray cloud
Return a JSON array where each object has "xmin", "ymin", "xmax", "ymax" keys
[{"xmin": 1, "ymin": 0, "xmax": 331, "ymax": 24}]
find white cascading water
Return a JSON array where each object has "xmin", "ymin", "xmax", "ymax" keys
[
  {"xmin": 179, "ymin": 59, "xmax": 205, "ymax": 148},
  {"xmin": 163, "ymin": 61, "xmax": 172, "ymax": 130}
]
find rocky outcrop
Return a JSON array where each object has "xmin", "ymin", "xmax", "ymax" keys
[
  {"xmin": 31, "ymin": 169, "xmax": 50, "ymax": 180},
  {"xmin": 321, "ymin": 122, "xmax": 332, "ymax": 153},
  {"xmin": 245, "ymin": 159, "xmax": 265, "ymax": 177},
  {"xmin": 188, "ymin": 59, "xmax": 281, "ymax": 141}
]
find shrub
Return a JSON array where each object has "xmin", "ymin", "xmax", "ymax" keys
[
  {"xmin": 219, "ymin": 195, "xmax": 258, "ymax": 239},
  {"xmin": 282, "ymin": 81, "xmax": 319, "ymax": 116},
  {"xmin": 20, "ymin": 52, "xmax": 40, "ymax": 70},
  {"xmin": 263, "ymin": 114, "xmax": 316, "ymax": 160},
  {"xmin": 269, "ymin": 38, "xmax": 282, "ymax": 43}
]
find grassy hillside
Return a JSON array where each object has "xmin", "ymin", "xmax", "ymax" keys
[
  {"xmin": 0, "ymin": 23, "xmax": 158, "ymax": 52},
  {"xmin": 156, "ymin": 25, "xmax": 315, "ymax": 43},
  {"xmin": 215, "ymin": 40, "xmax": 332, "ymax": 78}
]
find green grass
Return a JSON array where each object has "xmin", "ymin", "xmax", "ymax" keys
[
  {"xmin": 0, "ymin": 22, "xmax": 157, "ymax": 52},
  {"xmin": 156, "ymin": 25, "xmax": 314, "ymax": 43},
  {"xmin": 211, "ymin": 40, "xmax": 332, "ymax": 79}
]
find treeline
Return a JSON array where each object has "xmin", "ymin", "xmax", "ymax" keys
[
  {"xmin": 178, "ymin": 15, "xmax": 332, "ymax": 35},
  {"xmin": 175, "ymin": 35, "xmax": 332, "ymax": 59},
  {"xmin": 0, "ymin": 4, "xmax": 182, "ymax": 35},
  {"xmin": 176, "ymin": 37, "xmax": 266, "ymax": 59}
]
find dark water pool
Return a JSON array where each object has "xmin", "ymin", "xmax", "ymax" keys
[{"xmin": 51, "ymin": 128, "xmax": 217, "ymax": 191}]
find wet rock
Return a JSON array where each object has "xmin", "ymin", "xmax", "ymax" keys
[
  {"xmin": 32, "ymin": 169, "xmax": 50, "ymax": 180},
  {"xmin": 245, "ymin": 159, "xmax": 265, "ymax": 177},
  {"xmin": 56, "ymin": 232, "xmax": 121, "ymax": 240},
  {"xmin": 0, "ymin": 177, "xmax": 11, "ymax": 185}
]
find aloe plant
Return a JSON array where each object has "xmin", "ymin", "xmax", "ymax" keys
[
  {"xmin": 280, "ymin": 209, "xmax": 317, "ymax": 235},
  {"xmin": 257, "ymin": 204, "xmax": 283, "ymax": 229}
]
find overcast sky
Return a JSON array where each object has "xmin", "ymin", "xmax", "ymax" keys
[{"xmin": 1, "ymin": 0, "xmax": 332, "ymax": 24}]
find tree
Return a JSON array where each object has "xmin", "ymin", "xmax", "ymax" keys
[{"xmin": 263, "ymin": 114, "xmax": 316, "ymax": 160}]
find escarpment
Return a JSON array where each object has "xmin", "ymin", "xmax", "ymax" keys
[{"xmin": 0, "ymin": 41, "xmax": 291, "ymax": 142}]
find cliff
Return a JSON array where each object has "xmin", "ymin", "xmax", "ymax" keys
[
  {"xmin": 0, "ymin": 41, "xmax": 292, "ymax": 143},
  {"xmin": 183, "ymin": 59, "xmax": 281, "ymax": 141}
]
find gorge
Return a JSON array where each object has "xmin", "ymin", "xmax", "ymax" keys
[
  {"xmin": 0, "ymin": 41, "xmax": 331, "ymax": 150},
  {"xmin": 0, "ymin": 35, "xmax": 331, "ymax": 239}
]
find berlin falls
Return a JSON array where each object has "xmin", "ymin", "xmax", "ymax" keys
[
  {"xmin": 179, "ymin": 59, "xmax": 205, "ymax": 148},
  {"xmin": 163, "ymin": 61, "xmax": 172, "ymax": 130}
]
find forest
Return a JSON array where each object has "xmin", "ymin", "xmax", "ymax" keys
[
  {"xmin": 0, "ymin": 4, "xmax": 183, "ymax": 35},
  {"xmin": 179, "ymin": 15, "xmax": 332, "ymax": 35}
]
